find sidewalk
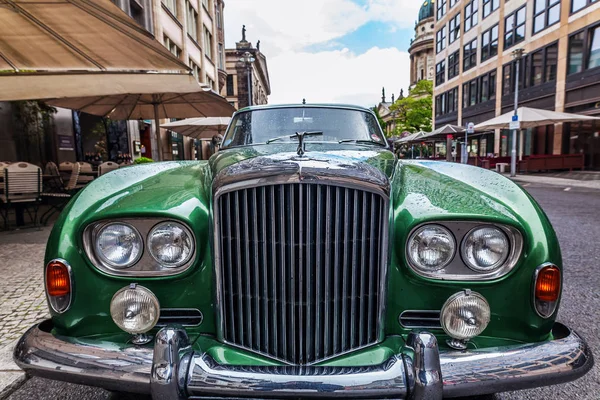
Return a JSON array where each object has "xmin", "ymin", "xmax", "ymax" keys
[
  {"xmin": 505, "ymin": 171, "xmax": 600, "ymax": 190},
  {"xmin": 0, "ymin": 228, "xmax": 51, "ymax": 398}
]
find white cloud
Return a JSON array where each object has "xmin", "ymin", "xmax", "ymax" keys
[
  {"xmin": 223, "ymin": 0, "xmax": 416, "ymax": 107},
  {"xmin": 268, "ymin": 47, "xmax": 409, "ymax": 107}
]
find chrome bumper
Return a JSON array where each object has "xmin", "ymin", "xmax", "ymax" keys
[{"xmin": 14, "ymin": 320, "xmax": 593, "ymax": 399}]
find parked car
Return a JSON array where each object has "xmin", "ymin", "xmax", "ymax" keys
[{"xmin": 15, "ymin": 104, "xmax": 593, "ymax": 399}]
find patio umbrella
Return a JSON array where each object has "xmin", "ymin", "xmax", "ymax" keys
[
  {"xmin": 161, "ymin": 117, "xmax": 232, "ymax": 139},
  {"xmin": 474, "ymin": 107, "xmax": 600, "ymax": 130},
  {"xmin": 421, "ymin": 124, "xmax": 465, "ymax": 140},
  {"xmin": 398, "ymin": 131, "xmax": 428, "ymax": 143}
]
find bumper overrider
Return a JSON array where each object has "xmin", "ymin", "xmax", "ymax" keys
[{"xmin": 14, "ymin": 320, "xmax": 592, "ymax": 400}]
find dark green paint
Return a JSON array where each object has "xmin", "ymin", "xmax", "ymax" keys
[{"xmin": 45, "ymin": 143, "xmax": 561, "ymax": 367}]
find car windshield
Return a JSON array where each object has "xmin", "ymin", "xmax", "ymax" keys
[{"xmin": 221, "ymin": 107, "xmax": 386, "ymax": 148}]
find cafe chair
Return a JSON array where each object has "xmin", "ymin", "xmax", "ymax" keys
[
  {"xmin": 98, "ymin": 162, "xmax": 120, "ymax": 176},
  {"xmin": 0, "ymin": 162, "xmax": 42, "ymax": 230}
]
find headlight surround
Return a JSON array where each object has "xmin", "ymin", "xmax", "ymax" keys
[
  {"xmin": 110, "ymin": 284, "xmax": 160, "ymax": 334},
  {"xmin": 95, "ymin": 223, "xmax": 143, "ymax": 269},
  {"xmin": 462, "ymin": 226, "xmax": 510, "ymax": 272},
  {"xmin": 147, "ymin": 221, "xmax": 194, "ymax": 267},
  {"xmin": 441, "ymin": 290, "xmax": 491, "ymax": 341},
  {"xmin": 407, "ymin": 224, "xmax": 456, "ymax": 272}
]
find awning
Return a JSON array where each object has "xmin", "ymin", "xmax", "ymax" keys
[
  {"xmin": 161, "ymin": 117, "xmax": 232, "ymax": 139},
  {"xmin": 474, "ymin": 107, "xmax": 600, "ymax": 130}
]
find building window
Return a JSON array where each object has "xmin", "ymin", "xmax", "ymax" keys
[
  {"xmin": 204, "ymin": 26, "xmax": 213, "ymax": 59},
  {"xmin": 202, "ymin": 0, "xmax": 209, "ymax": 10},
  {"xmin": 449, "ymin": 13, "xmax": 461, "ymax": 44},
  {"xmin": 218, "ymin": 44, "xmax": 225, "ymax": 70},
  {"xmin": 206, "ymin": 75, "xmax": 215, "ymax": 90},
  {"xmin": 129, "ymin": 0, "xmax": 146, "ymax": 27},
  {"xmin": 448, "ymin": 50, "xmax": 460, "ymax": 79},
  {"xmin": 186, "ymin": 1, "xmax": 198, "ymax": 41},
  {"xmin": 572, "ymin": 0, "xmax": 599, "ymax": 13},
  {"xmin": 464, "ymin": 0, "xmax": 479, "ymax": 32},
  {"xmin": 482, "ymin": 0, "xmax": 499, "ymax": 18},
  {"xmin": 435, "ymin": 87, "xmax": 458, "ymax": 116},
  {"xmin": 436, "ymin": 0, "xmax": 447, "ymax": 20},
  {"xmin": 189, "ymin": 59, "xmax": 201, "ymax": 81},
  {"xmin": 163, "ymin": 35, "xmax": 181, "ymax": 58},
  {"xmin": 504, "ymin": 6, "xmax": 526, "ymax": 49},
  {"xmin": 533, "ymin": 0, "xmax": 561, "ymax": 34},
  {"xmin": 463, "ymin": 39, "xmax": 477, "ymax": 71},
  {"xmin": 162, "ymin": 0, "xmax": 177, "ymax": 16},
  {"xmin": 171, "ymin": 132, "xmax": 183, "ymax": 160},
  {"xmin": 545, "ymin": 43, "xmax": 558, "ymax": 82},
  {"xmin": 216, "ymin": 6, "xmax": 223, "ymax": 29},
  {"xmin": 530, "ymin": 49, "xmax": 544, "ymax": 86},
  {"xmin": 481, "ymin": 24, "xmax": 499, "ymax": 62},
  {"xmin": 462, "ymin": 70, "xmax": 496, "ymax": 108},
  {"xmin": 436, "ymin": 61, "xmax": 446, "ymax": 86},
  {"xmin": 568, "ymin": 25, "xmax": 600, "ymax": 75},
  {"xmin": 436, "ymin": 26, "xmax": 447, "ymax": 53},
  {"xmin": 226, "ymin": 75, "xmax": 234, "ymax": 96}
]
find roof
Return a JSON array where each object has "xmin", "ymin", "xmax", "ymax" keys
[
  {"xmin": 418, "ymin": 0, "xmax": 434, "ymax": 21},
  {"xmin": 236, "ymin": 103, "xmax": 374, "ymax": 113}
]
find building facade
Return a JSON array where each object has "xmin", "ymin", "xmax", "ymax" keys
[
  {"xmin": 222, "ymin": 31, "xmax": 271, "ymax": 110},
  {"xmin": 432, "ymin": 0, "xmax": 600, "ymax": 168},
  {"xmin": 408, "ymin": 0, "xmax": 436, "ymax": 89}
]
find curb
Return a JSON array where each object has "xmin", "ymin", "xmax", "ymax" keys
[{"xmin": 0, "ymin": 374, "xmax": 27, "ymax": 400}]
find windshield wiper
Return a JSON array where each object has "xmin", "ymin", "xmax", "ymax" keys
[
  {"xmin": 266, "ymin": 131, "xmax": 323, "ymax": 144},
  {"xmin": 338, "ymin": 139, "xmax": 384, "ymax": 145}
]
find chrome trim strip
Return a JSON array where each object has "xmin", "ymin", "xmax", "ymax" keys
[
  {"xmin": 532, "ymin": 263, "xmax": 560, "ymax": 318},
  {"xmin": 44, "ymin": 258, "xmax": 74, "ymax": 314},
  {"xmin": 82, "ymin": 218, "xmax": 197, "ymax": 277},
  {"xmin": 14, "ymin": 320, "xmax": 594, "ymax": 399}
]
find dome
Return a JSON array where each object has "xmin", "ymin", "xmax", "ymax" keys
[{"xmin": 418, "ymin": 0, "xmax": 434, "ymax": 21}]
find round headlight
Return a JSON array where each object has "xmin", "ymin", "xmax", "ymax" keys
[
  {"xmin": 462, "ymin": 226, "xmax": 509, "ymax": 272},
  {"xmin": 441, "ymin": 290, "xmax": 490, "ymax": 341},
  {"xmin": 407, "ymin": 225, "xmax": 456, "ymax": 272},
  {"xmin": 110, "ymin": 285, "xmax": 160, "ymax": 334},
  {"xmin": 95, "ymin": 223, "xmax": 143, "ymax": 269},
  {"xmin": 147, "ymin": 221, "xmax": 194, "ymax": 267}
]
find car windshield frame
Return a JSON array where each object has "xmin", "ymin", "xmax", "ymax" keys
[{"xmin": 220, "ymin": 106, "xmax": 388, "ymax": 150}]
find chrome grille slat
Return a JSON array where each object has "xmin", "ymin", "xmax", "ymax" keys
[{"xmin": 218, "ymin": 182, "xmax": 386, "ymax": 365}]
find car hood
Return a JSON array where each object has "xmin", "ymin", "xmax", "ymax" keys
[{"xmin": 209, "ymin": 143, "xmax": 397, "ymax": 193}]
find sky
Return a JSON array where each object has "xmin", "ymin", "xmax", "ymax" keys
[{"xmin": 223, "ymin": 0, "xmax": 420, "ymax": 108}]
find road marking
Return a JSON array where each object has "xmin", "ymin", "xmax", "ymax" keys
[
  {"xmin": 564, "ymin": 187, "xmax": 571, "ymax": 191},
  {"xmin": 522, "ymin": 183, "xmax": 531, "ymax": 187}
]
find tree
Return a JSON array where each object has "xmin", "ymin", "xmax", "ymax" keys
[
  {"xmin": 389, "ymin": 80, "xmax": 433, "ymax": 134},
  {"xmin": 11, "ymin": 101, "xmax": 57, "ymax": 165},
  {"xmin": 371, "ymin": 106, "xmax": 385, "ymax": 128}
]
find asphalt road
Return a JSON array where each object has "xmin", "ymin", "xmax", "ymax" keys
[{"xmin": 7, "ymin": 183, "xmax": 599, "ymax": 400}]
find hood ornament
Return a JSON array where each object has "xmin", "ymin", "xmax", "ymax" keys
[{"xmin": 293, "ymin": 131, "xmax": 323, "ymax": 156}]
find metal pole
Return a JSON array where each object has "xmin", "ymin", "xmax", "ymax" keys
[
  {"xmin": 464, "ymin": 130, "xmax": 468, "ymax": 164},
  {"xmin": 511, "ymin": 49, "xmax": 523, "ymax": 177},
  {"xmin": 153, "ymin": 103, "xmax": 162, "ymax": 161},
  {"xmin": 247, "ymin": 64, "xmax": 252, "ymax": 106}
]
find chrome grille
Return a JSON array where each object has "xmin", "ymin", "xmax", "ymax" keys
[{"xmin": 216, "ymin": 182, "xmax": 387, "ymax": 365}]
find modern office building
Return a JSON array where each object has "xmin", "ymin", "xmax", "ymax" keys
[{"xmin": 432, "ymin": 0, "xmax": 600, "ymax": 168}]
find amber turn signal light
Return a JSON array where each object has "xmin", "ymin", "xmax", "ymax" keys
[
  {"xmin": 46, "ymin": 260, "xmax": 71, "ymax": 297},
  {"xmin": 535, "ymin": 265, "xmax": 561, "ymax": 302}
]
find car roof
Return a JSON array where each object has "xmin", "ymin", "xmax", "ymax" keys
[{"xmin": 235, "ymin": 103, "xmax": 373, "ymax": 113}]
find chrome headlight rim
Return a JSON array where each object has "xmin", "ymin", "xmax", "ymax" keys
[
  {"xmin": 93, "ymin": 222, "xmax": 144, "ymax": 270},
  {"xmin": 84, "ymin": 218, "xmax": 197, "ymax": 277},
  {"xmin": 147, "ymin": 221, "xmax": 195, "ymax": 268},
  {"xmin": 460, "ymin": 225, "xmax": 511, "ymax": 273},
  {"xmin": 406, "ymin": 224, "xmax": 457, "ymax": 273}
]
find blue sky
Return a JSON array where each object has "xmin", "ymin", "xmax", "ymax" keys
[{"xmin": 224, "ymin": 0, "xmax": 420, "ymax": 107}]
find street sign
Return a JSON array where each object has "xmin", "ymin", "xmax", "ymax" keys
[
  {"xmin": 466, "ymin": 122, "xmax": 475, "ymax": 134},
  {"xmin": 509, "ymin": 120, "xmax": 521, "ymax": 130},
  {"xmin": 512, "ymin": 115, "xmax": 519, "ymax": 122}
]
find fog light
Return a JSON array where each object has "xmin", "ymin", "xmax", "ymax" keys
[
  {"xmin": 110, "ymin": 284, "xmax": 160, "ymax": 337},
  {"xmin": 441, "ymin": 290, "xmax": 490, "ymax": 349}
]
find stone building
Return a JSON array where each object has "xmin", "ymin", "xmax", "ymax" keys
[
  {"xmin": 222, "ymin": 29, "xmax": 271, "ymax": 110},
  {"xmin": 408, "ymin": 0, "xmax": 435, "ymax": 89},
  {"xmin": 433, "ymin": 0, "xmax": 600, "ymax": 168}
]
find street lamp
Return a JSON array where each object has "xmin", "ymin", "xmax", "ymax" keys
[
  {"xmin": 511, "ymin": 48, "xmax": 525, "ymax": 177},
  {"xmin": 239, "ymin": 51, "xmax": 255, "ymax": 107}
]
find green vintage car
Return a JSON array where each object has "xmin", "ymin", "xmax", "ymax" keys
[{"xmin": 15, "ymin": 104, "xmax": 593, "ymax": 399}]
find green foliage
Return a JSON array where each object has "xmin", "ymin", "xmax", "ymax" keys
[
  {"xmin": 134, "ymin": 157, "xmax": 154, "ymax": 164},
  {"xmin": 371, "ymin": 106, "xmax": 385, "ymax": 129},
  {"xmin": 11, "ymin": 101, "xmax": 57, "ymax": 164},
  {"xmin": 389, "ymin": 80, "xmax": 433, "ymax": 134}
]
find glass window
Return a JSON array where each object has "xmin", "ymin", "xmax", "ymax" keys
[
  {"xmin": 204, "ymin": 26, "xmax": 213, "ymax": 59},
  {"xmin": 163, "ymin": 35, "xmax": 181, "ymax": 58},
  {"xmin": 463, "ymin": 39, "xmax": 477, "ymax": 71},
  {"xmin": 469, "ymin": 80, "xmax": 477, "ymax": 106},
  {"xmin": 545, "ymin": 43, "xmax": 558, "ymax": 81},
  {"xmin": 450, "ymin": 0, "xmax": 459, "ymax": 8},
  {"xmin": 448, "ymin": 50, "xmax": 460, "ymax": 79},
  {"xmin": 464, "ymin": 0, "xmax": 479, "ymax": 31},
  {"xmin": 502, "ymin": 64, "xmax": 512, "ymax": 95},
  {"xmin": 462, "ymin": 83, "xmax": 469, "ymax": 108},
  {"xmin": 530, "ymin": 50, "xmax": 544, "ymax": 86},
  {"xmin": 589, "ymin": 26, "xmax": 600, "ymax": 69},
  {"xmin": 505, "ymin": 6, "xmax": 526, "ymax": 49},
  {"xmin": 481, "ymin": 74, "xmax": 489, "ymax": 102},
  {"xmin": 226, "ymin": 75, "xmax": 234, "ymax": 96},
  {"xmin": 572, "ymin": 0, "xmax": 599, "ymax": 12},
  {"xmin": 202, "ymin": 0, "xmax": 209, "ymax": 10},
  {"xmin": 482, "ymin": 0, "xmax": 499, "ymax": 18},
  {"xmin": 218, "ymin": 44, "xmax": 225, "ymax": 70},
  {"xmin": 489, "ymin": 71, "xmax": 497, "ymax": 99},
  {"xmin": 568, "ymin": 31, "xmax": 585, "ymax": 74},
  {"xmin": 437, "ymin": 0, "xmax": 447, "ymax": 20},
  {"xmin": 534, "ymin": 0, "xmax": 561, "ymax": 34},
  {"xmin": 189, "ymin": 59, "xmax": 201, "ymax": 81},
  {"xmin": 162, "ymin": 0, "xmax": 177, "ymax": 15},
  {"xmin": 449, "ymin": 13, "xmax": 461, "ymax": 43},
  {"xmin": 436, "ymin": 61, "xmax": 446, "ymax": 86},
  {"xmin": 185, "ymin": 1, "xmax": 198, "ymax": 41},
  {"xmin": 481, "ymin": 24, "xmax": 499, "ymax": 62},
  {"xmin": 436, "ymin": 27, "xmax": 447, "ymax": 53}
]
